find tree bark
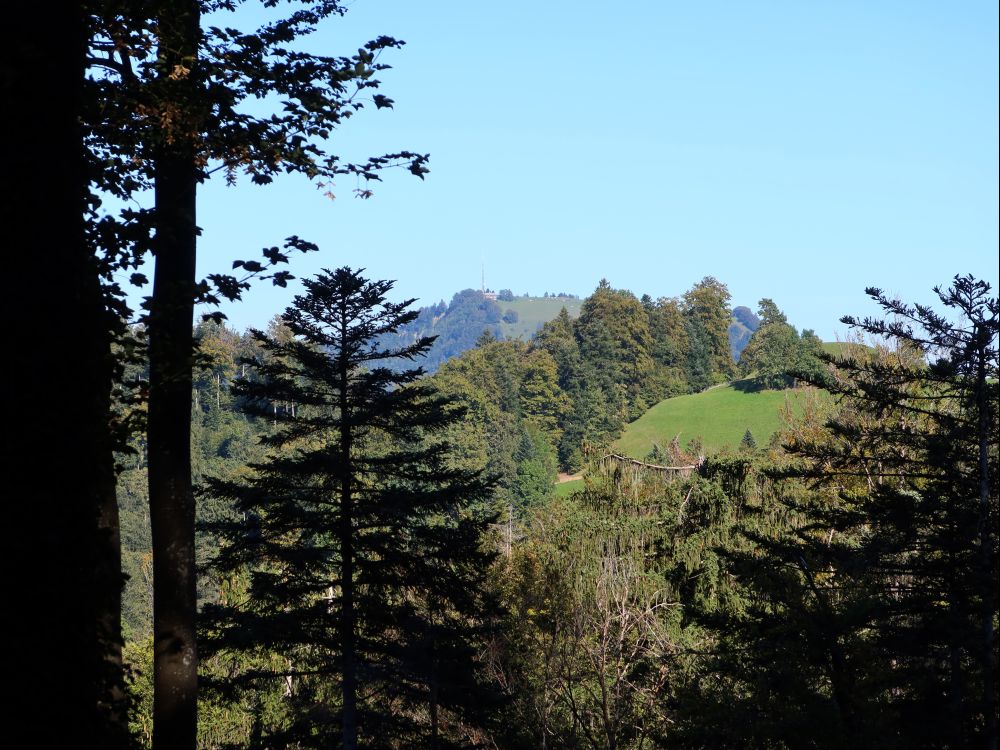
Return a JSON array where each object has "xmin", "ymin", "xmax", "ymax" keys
[
  {"xmin": 339, "ymin": 299, "xmax": 359, "ymax": 750},
  {"xmin": 148, "ymin": 3, "xmax": 201, "ymax": 748},
  {"xmin": 3, "ymin": 2, "xmax": 125, "ymax": 746},
  {"xmin": 975, "ymin": 330, "xmax": 997, "ymax": 750}
]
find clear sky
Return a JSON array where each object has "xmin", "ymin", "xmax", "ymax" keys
[{"xmin": 188, "ymin": 0, "xmax": 999, "ymax": 340}]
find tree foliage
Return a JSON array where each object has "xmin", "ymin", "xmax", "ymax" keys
[
  {"xmin": 202, "ymin": 268, "xmax": 499, "ymax": 748},
  {"xmin": 684, "ymin": 277, "xmax": 735, "ymax": 385},
  {"xmin": 430, "ymin": 338, "xmax": 566, "ymax": 516},
  {"xmin": 739, "ymin": 298, "xmax": 825, "ymax": 389},
  {"xmin": 83, "ymin": 4, "xmax": 430, "ymax": 744},
  {"xmin": 677, "ymin": 276, "xmax": 999, "ymax": 748}
]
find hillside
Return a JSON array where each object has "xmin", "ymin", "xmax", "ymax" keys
[
  {"xmin": 496, "ymin": 295, "xmax": 583, "ymax": 339},
  {"xmin": 384, "ymin": 285, "xmax": 759, "ymax": 375},
  {"xmin": 822, "ymin": 340, "xmax": 876, "ymax": 360},
  {"xmin": 613, "ymin": 378, "xmax": 825, "ymax": 457},
  {"xmin": 729, "ymin": 305, "xmax": 761, "ymax": 361},
  {"xmin": 380, "ymin": 290, "xmax": 583, "ymax": 373}
]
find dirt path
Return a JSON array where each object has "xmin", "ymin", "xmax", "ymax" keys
[{"xmin": 557, "ymin": 472, "xmax": 583, "ymax": 483}]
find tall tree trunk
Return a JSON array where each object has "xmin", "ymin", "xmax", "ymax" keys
[
  {"xmin": 3, "ymin": 2, "xmax": 125, "ymax": 746},
  {"xmin": 339, "ymin": 304, "xmax": 359, "ymax": 750},
  {"xmin": 975, "ymin": 331, "xmax": 997, "ymax": 750},
  {"xmin": 149, "ymin": 3, "xmax": 201, "ymax": 748}
]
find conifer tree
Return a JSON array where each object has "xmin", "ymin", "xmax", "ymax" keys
[
  {"xmin": 684, "ymin": 315, "xmax": 714, "ymax": 392},
  {"xmin": 86, "ymin": 9, "xmax": 429, "ymax": 743},
  {"xmin": 576, "ymin": 279, "xmax": 655, "ymax": 423},
  {"xmin": 534, "ymin": 308, "xmax": 609, "ymax": 470},
  {"xmin": 202, "ymin": 268, "xmax": 499, "ymax": 749},
  {"xmin": 681, "ymin": 276, "xmax": 998, "ymax": 749},
  {"xmin": 815, "ymin": 275, "xmax": 999, "ymax": 748},
  {"xmin": 647, "ymin": 296, "xmax": 692, "ymax": 399},
  {"xmin": 683, "ymin": 277, "xmax": 735, "ymax": 383}
]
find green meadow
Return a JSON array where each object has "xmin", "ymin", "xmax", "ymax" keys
[
  {"xmin": 552, "ymin": 477, "xmax": 585, "ymax": 496},
  {"xmin": 614, "ymin": 380, "xmax": 823, "ymax": 457}
]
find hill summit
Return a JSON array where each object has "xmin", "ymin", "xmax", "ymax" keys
[{"xmin": 382, "ymin": 288, "xmax": 758, "ymax": 374}]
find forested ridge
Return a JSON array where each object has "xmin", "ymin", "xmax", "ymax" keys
[
  {"xmin": 3, "ymin": 3, "xmax": 995, "ymax": 749},
  {"xmin": 375, "ymin": 287, "xmax": 760, "ymax": 375},
  {"xmin": 115, "ymin": 275, "xmax": 777, "ymax": 642}
]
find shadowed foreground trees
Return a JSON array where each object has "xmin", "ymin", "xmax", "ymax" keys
[
  {"xmin": 821, "ymin": 277, "xmax": 999, "ymax": 747},
  {"xmin": 4, "ymin": 5, "xmax": 127, "ymax": 745},
  {"xmin": 673, "ymin": 276, "xmax": 998, "ymax": 749},
  {"xmin": 202, "ymin": 268, "xmax": 500, "ymax": 748},
  {"xmin": 86, "ymin": 4, "xmax": 429, "ymax": 745}
]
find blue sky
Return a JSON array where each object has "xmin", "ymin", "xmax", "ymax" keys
[{"xmin": 189, "ymin": 0, "xmax": 999, "ymax": 339}]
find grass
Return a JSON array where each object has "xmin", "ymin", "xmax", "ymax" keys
[
  {"xmin": 497, "ymin": 296, "xmax": 583, "ymax": 340},
  {"xmin": 822, "ymin": 340, "xmax": 878, "ymax": 366},
  {"xmin": 552, "ymin": 477, "xmax": 584, "ymax": 497},
  {"xmin": 822, "ymin": 341, "xmax": 850, "ymax": 356},
  {"xmin": 614, "ymin": 379, "xmax": 823, "ymax": 458}
]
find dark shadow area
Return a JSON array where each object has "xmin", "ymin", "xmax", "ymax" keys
[{"xmin": 731, "ymin": 376, "xmax": 768, "ymax": 392}]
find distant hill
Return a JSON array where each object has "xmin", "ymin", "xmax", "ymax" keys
[
  {"xmin": 385, "ymin": 287, "xmax": 759, "ymax": 374},
  {"xmin": 381, "ymin": 291, "xmax": 582, "ymax": 373},
  {"xmin": 496, "ymin": 295, "xmax": 583, "ymax": 339},
  {"xmin": 729, "ymin": 305, "xmax": 760, "ymax": 362},
  {"xmin": 614, "ymin": 377, "xmax": 826, "ymax": 457}
]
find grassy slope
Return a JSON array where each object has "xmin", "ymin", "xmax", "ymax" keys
[
  {"xmin": 553, "ymin": 478, "xmax": 584, "ymax": 497},
  {"xmin": 822, "ymin": 341, "xmax": 862, "ymax": 358},
  {"xmin": 497, "ymin": 296, "xmax": 583, "ymax": 340},
  {"xmin": 614, "ymin": 380, "xmax": 822, "ymax": 457}
]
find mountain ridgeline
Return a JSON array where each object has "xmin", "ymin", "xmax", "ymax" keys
[
  {"xmin": 730, "ymin": 304, "xmax": 761, "ymax": 360},
  {"xmin": 380, "ymin": 283, "xmax": 760, "ymax": 375}
]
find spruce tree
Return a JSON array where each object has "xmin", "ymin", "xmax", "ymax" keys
[
  {"xmin": 816, "ymin": 275, "xmax": 999, "ymax": 748},
  {"xmin": 646, "ymin": 296, "xmax": 692, "ymax": 399},
  {"xmin": 681, "ymin": 276, "xmax": 998, "ymax": 749},
  {"xmin": 202, "ymin": 268, "xmax": 499, "ymax": 749},
  {"xmin": 576, "ymin": 279, "xmax": 655, "ymax": 424},
  {"xmin": 534, "ymin": 309, "xmax": 609, "ymax": 470},
  {"xmin": 86, "ymin": 9, "xmax": 429, "ymax": 742},
  {"xmin": 683, "ymin": 277, "xmax": 735, "ymax": 383}
]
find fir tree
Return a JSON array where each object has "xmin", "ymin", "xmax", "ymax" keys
[
  {"xmin": 202, "ymin": 268, "xmax": 499, "ymax": 749},
  {"xmin": 814, "ymin": 275, "xmax": 999, "ymax": 747},
  {"xmin": 681, "ymin": 276, "xmax": 999, "ymax": 749},
  {"xmin": 646, "ymin": 296, "xmax": 692, "ymax": 400},
  {"xmin": 576, "ymin": 279, "xmax": 655, "ymax": 423},
  {"xmin": 534, "ymin": 308, "xmax": 610, "ymax": 471},
  {"xmin": 684, "ymin": 277, "xmax": 735, "ymax": 383}
]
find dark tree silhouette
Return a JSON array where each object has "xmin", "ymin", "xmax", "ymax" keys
[
  {"xmin": 680, "ymin": 276, "xmax": 998, "ymax": 749},
  {"xmin": 3, "ymin": 5, "xmax": 126, "ymax": 746},
  {"xmin": 203, "ymin": 268, "xmax": 499, "ymax": 749},
  {"xmin": 84, "ymin": 4, "xmax": 429, "ymax": 745},
  {"xmin": 825, "ymin": 276, "xmax": 999, "ymax": 748}
]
